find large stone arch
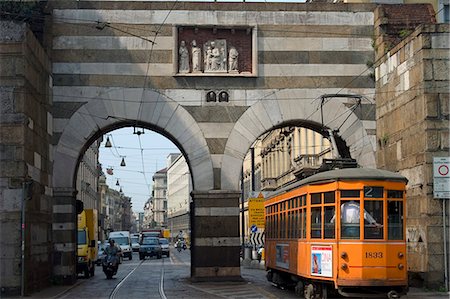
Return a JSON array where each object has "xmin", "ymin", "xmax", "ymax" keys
[
  {"xmin": 51, "ymin": 88, "xmax": 214, "ymax": 283},
  {"xmin": 221, "ymin": 96, "xmax": 376, "ymax": 190}
]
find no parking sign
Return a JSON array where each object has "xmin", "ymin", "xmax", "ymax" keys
[{"xmin": 433, "ymin": 157, "xmax": 450, "ymax": 198}]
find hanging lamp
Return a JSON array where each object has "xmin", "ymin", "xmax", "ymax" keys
[{"xmin": 105, "ymin": 136, "xmax": 112, "ymax": 148}]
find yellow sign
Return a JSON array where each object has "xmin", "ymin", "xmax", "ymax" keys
[{"xmin": 248, "ymin": 193, "xmax": 265, "ymax": 229}]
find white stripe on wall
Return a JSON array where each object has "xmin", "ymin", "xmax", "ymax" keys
[
  {"xmin": 53, "ymin": 9, "xmax": 373, "ymax": 26},
  {"xmin": 52, "ymin": 86, "xmax": 375, "ymax": 107},
  {"xmin": 195, "ymin": 207, "xmax": 239, "ymax": 216},
  {"xmin": 53, "ymin": 35, "xmax": 371, "ymax": 52}
]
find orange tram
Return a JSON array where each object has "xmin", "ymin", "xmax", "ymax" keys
[{"xmin": 264, "ymin": 168, "xmax": 408, "ymax": 299}]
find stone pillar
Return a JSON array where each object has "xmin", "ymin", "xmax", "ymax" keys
[
  {"xmin": 190, "ymin": 190, "xmax": 242, "ymax": 281},
  {"xmin": 52, "ymin": 188, "xmax": 77, "ymax": 285}
]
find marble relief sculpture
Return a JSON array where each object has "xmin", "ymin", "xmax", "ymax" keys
[
  {"xmin": 191, "ymin": 40, "xmax": 201, "ymax": 72},
  {"xmin": 204, "ymin": 40, "xmax": 227, "ymax": 73},
  {"xmin": 178, "ymin": 38, "xmax": 240, "ymax": 74},
  {"xmin": 178, "ymin": 40, "xmax": 189, "ymax": 73},
  {"xmin": 228, "ymin": 46, "xmax": 239, "ymax": 72}
]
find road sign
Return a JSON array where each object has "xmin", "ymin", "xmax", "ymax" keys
[
  {"xmin": 433, "ymin": 157, "xmax": 450, "ymax": 198},
  {"xmin": 248, "ymin": 193, "xmax": 265, "ymax": 230},
  {"xmin": 250, "ymin": 224, "xmax": 257, "ymax": 233},
  {"xmin": 250, "ymin": 232, "xmax": 265, "ymax": 246}
]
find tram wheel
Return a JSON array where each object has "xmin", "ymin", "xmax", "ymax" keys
[{"xmin": 304, "ymin": 284, "xmax": 314, "ymax": 299}]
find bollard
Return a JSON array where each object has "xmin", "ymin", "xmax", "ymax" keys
[
  {"xmin": 244, "ymin": 247, "xmax": 252, "ymax": 260},
  {"xmin": 252, "ymin": 249, "xmax": 258, "ymax": 260}
]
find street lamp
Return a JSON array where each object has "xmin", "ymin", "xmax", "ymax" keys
[{"xmin": 105, "ymin": 136, "xmax": 112, "ymax": 148}]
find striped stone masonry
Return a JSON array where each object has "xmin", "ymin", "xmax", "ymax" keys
[
  {"xmin": 52, "ymin": 188, "xmax": 77, "ymax": 284},
  {"xmin": 190, "ymin": 190, "xmax": 242, "ymax": 281}
]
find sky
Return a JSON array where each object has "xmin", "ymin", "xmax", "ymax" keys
[{"xmin": 99, "ymin": 127, "xmax": 180, "ymax": 213}]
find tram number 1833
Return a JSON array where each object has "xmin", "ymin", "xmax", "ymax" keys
[{"xmin": 365, "ymin": 251, "xmax": 383, "ymax": 258}]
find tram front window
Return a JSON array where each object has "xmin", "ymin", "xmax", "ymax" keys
[
  {"xmin": 339, "ymin": 200, "xmax": 361, "ymax": 239},
  {"xmin": 364, "ymin": 200, "xmax": 384, "ymax": 239}
]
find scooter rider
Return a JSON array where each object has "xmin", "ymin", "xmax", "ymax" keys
[{"xmin": 104, "ymin": 239, "xmax": 121, "ymax": 268}]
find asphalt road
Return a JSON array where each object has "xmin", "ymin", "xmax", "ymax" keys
[{"xmin": 27, "ymin": 247, "xmax": 448, "ymax": 299}]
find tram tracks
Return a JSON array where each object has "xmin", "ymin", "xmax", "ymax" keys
[{"xmin": 108, "ymin": 257, "xmax": 168, "ymax": 299}]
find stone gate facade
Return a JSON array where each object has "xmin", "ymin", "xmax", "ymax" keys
[{"xmin": 0, "ymin": 1, "xmax": 389, "ymax": 295}]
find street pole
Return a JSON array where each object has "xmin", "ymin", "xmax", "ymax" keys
[
  {"xmin": 241, "ymin": 166, "xmax": 245, "ymax": 253},
  {"xmin": 443, "ymin": 200, "xmax": 448, "ymax": 292},
  {"xmin": 21, "ymin": 182, "xmax": 26, "ymax": 297}
]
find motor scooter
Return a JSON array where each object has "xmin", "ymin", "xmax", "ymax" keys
[{"xmin": 102, "ymin": 254, "xmax": 119, "ymax": 279}]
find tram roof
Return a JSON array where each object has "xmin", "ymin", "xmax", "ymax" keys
[{"xmin": 270, "ymin": 168, "xmax": 408, "ymax": 197}]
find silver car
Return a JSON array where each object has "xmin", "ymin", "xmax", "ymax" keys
[
  {"xmin": 131, "ymin": 236, "xmax": 140, "ymax": 252},
  {"xmin": 159, "ymin": 238, "xmax": 170, "ymax": 257}
]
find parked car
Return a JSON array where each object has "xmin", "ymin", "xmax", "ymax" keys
[
  {"xmin": 159, "ymin": 238, "xmax": 170, "ymax": 257},
  {"xmin": 139, "ymin": 237, "xmax": 162, "ymax": 260},
  {"xmin": 131, "ymin": 236, "xmax": 140, "ymax": 252}
]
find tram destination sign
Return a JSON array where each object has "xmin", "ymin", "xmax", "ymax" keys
[{"xmin": 433, "ymin": 157, "xmax": 450, "ymax": 199}]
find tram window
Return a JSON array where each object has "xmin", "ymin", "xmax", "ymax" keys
[
  {"xmin": 341, "ymin": 190, "xmax": 360, "ymax": 198},
  {"xmin": 339, "ymin": 200, "xmax": 361, "ymax": 239},
  {"xmin": 311, "ymin": 208, "xmax": 322, "ymax": 238},
  {"xmin": 311, "ymin": 193, "xmax": 321, "ymax": 205},
  {"xmin": 324, "ymin": 206, "xmax": 335, "ymax": 239},
  {"xmin": 364, "ymin": 186, "xmax": 384, "ymax": 198},
  {"xmin": 324, "ymin": 192, "xmax": 335, "ymax": 203},
  {"xmin": 388, "ymin": 190, "xmax": 404, "ymax": 198},
  {"xmin": 388, "ymin": 201, "xmax": 403, "ymax": 240},
  {"xmin": 364, "ymin": 200, "xmax": 384, "ymax": 239},
  {"xmin": 302, "ymin": 209, "xmax": 307, "ymax": 238}
]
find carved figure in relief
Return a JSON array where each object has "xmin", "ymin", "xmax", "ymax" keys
[
  {"xmin": 204, "ymin": 46, "xmax": 212, "ymax": 71},
  {"xmin": 178, "ymin": 40, "xmax": 189, "ymax": 73},
  {"xmin": 228, "ymin": 46, "xmax": 239, "ymax": 72},
  {"xmin": 210, "ymin": 41, "xmax": 221, "ymax": 71},
  {"xmin": 191, "ymin": 40, "xmax": 201, "ymax": 72},
  {"xmin": 220, "ymin": 47, "xmax": 226, "ymax": 71}
]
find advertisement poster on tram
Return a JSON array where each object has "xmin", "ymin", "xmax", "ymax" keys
[
  {"xmin": 276, "ymin": 244, "xmax": 289, "ymax": 269},
  {"xmin": 311, "ymin": 245, "xmax": 332, "ymax": 277}
]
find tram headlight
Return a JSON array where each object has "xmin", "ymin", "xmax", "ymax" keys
[
  {"xmin": 341, "ymin": 263, "xmax": 348, "ymax": 270},
  {"xmin": 398, "ymin": 263, "xmax": 404, "ymax": 270},
  {"xmin": 340, "ymin": 252, "xmax": 347, "ymax": 259},
  {"xmin": 398, "ymin": 252, "xmax": 404, "ymax": 259}
]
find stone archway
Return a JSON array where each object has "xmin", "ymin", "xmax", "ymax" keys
[
  {"xmin": 51, "ymin": 90, "xmax": 215, "ymax": 282},
  {"xmin": 221, "ymin": 96, "xmax": 376, "ymax": 190}
]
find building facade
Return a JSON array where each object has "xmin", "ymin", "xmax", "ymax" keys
[
  {"xmin": 152, "ymin": 168, "xmax": 168, "ymax": 228},
  {"xmin": 374, "ymin": 5, "xmax": 449, "ymax": 288},
  {"xmin": 167, "ymin": 154, "xmax": 191, "ymax": 241},
  {"xmin": 76, "ymin": 140, "xmax": 101, "ymax": 210}
]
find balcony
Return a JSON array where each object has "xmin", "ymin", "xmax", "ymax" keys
[
  {"xmin": 293, "ymin": 154, "xmax": 322, "ymax": 179},
  {"xmin": 261, "ymin": 178, "xmax": 277, "ymax": 191}
]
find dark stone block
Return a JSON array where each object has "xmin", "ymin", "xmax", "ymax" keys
[
  {"xmin": 191, "ymin": 246, "xmax": 240, "ymax": 267},
  {"xmin": 193, "ymin": 216, "xmax": 239, "ymax": 238}
]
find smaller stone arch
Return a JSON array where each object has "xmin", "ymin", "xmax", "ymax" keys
[{"xmin": 221, "ymin": 97, "xmax": 376, "ymax": 190}]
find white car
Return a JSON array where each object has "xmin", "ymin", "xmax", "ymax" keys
[
  {"xmin": 159, "ymin": 238, "xmax": 170, "ymax": 257},
  {"xmin": 131, "ymin": 236, "xmax": 140, "ymax": 252}
]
